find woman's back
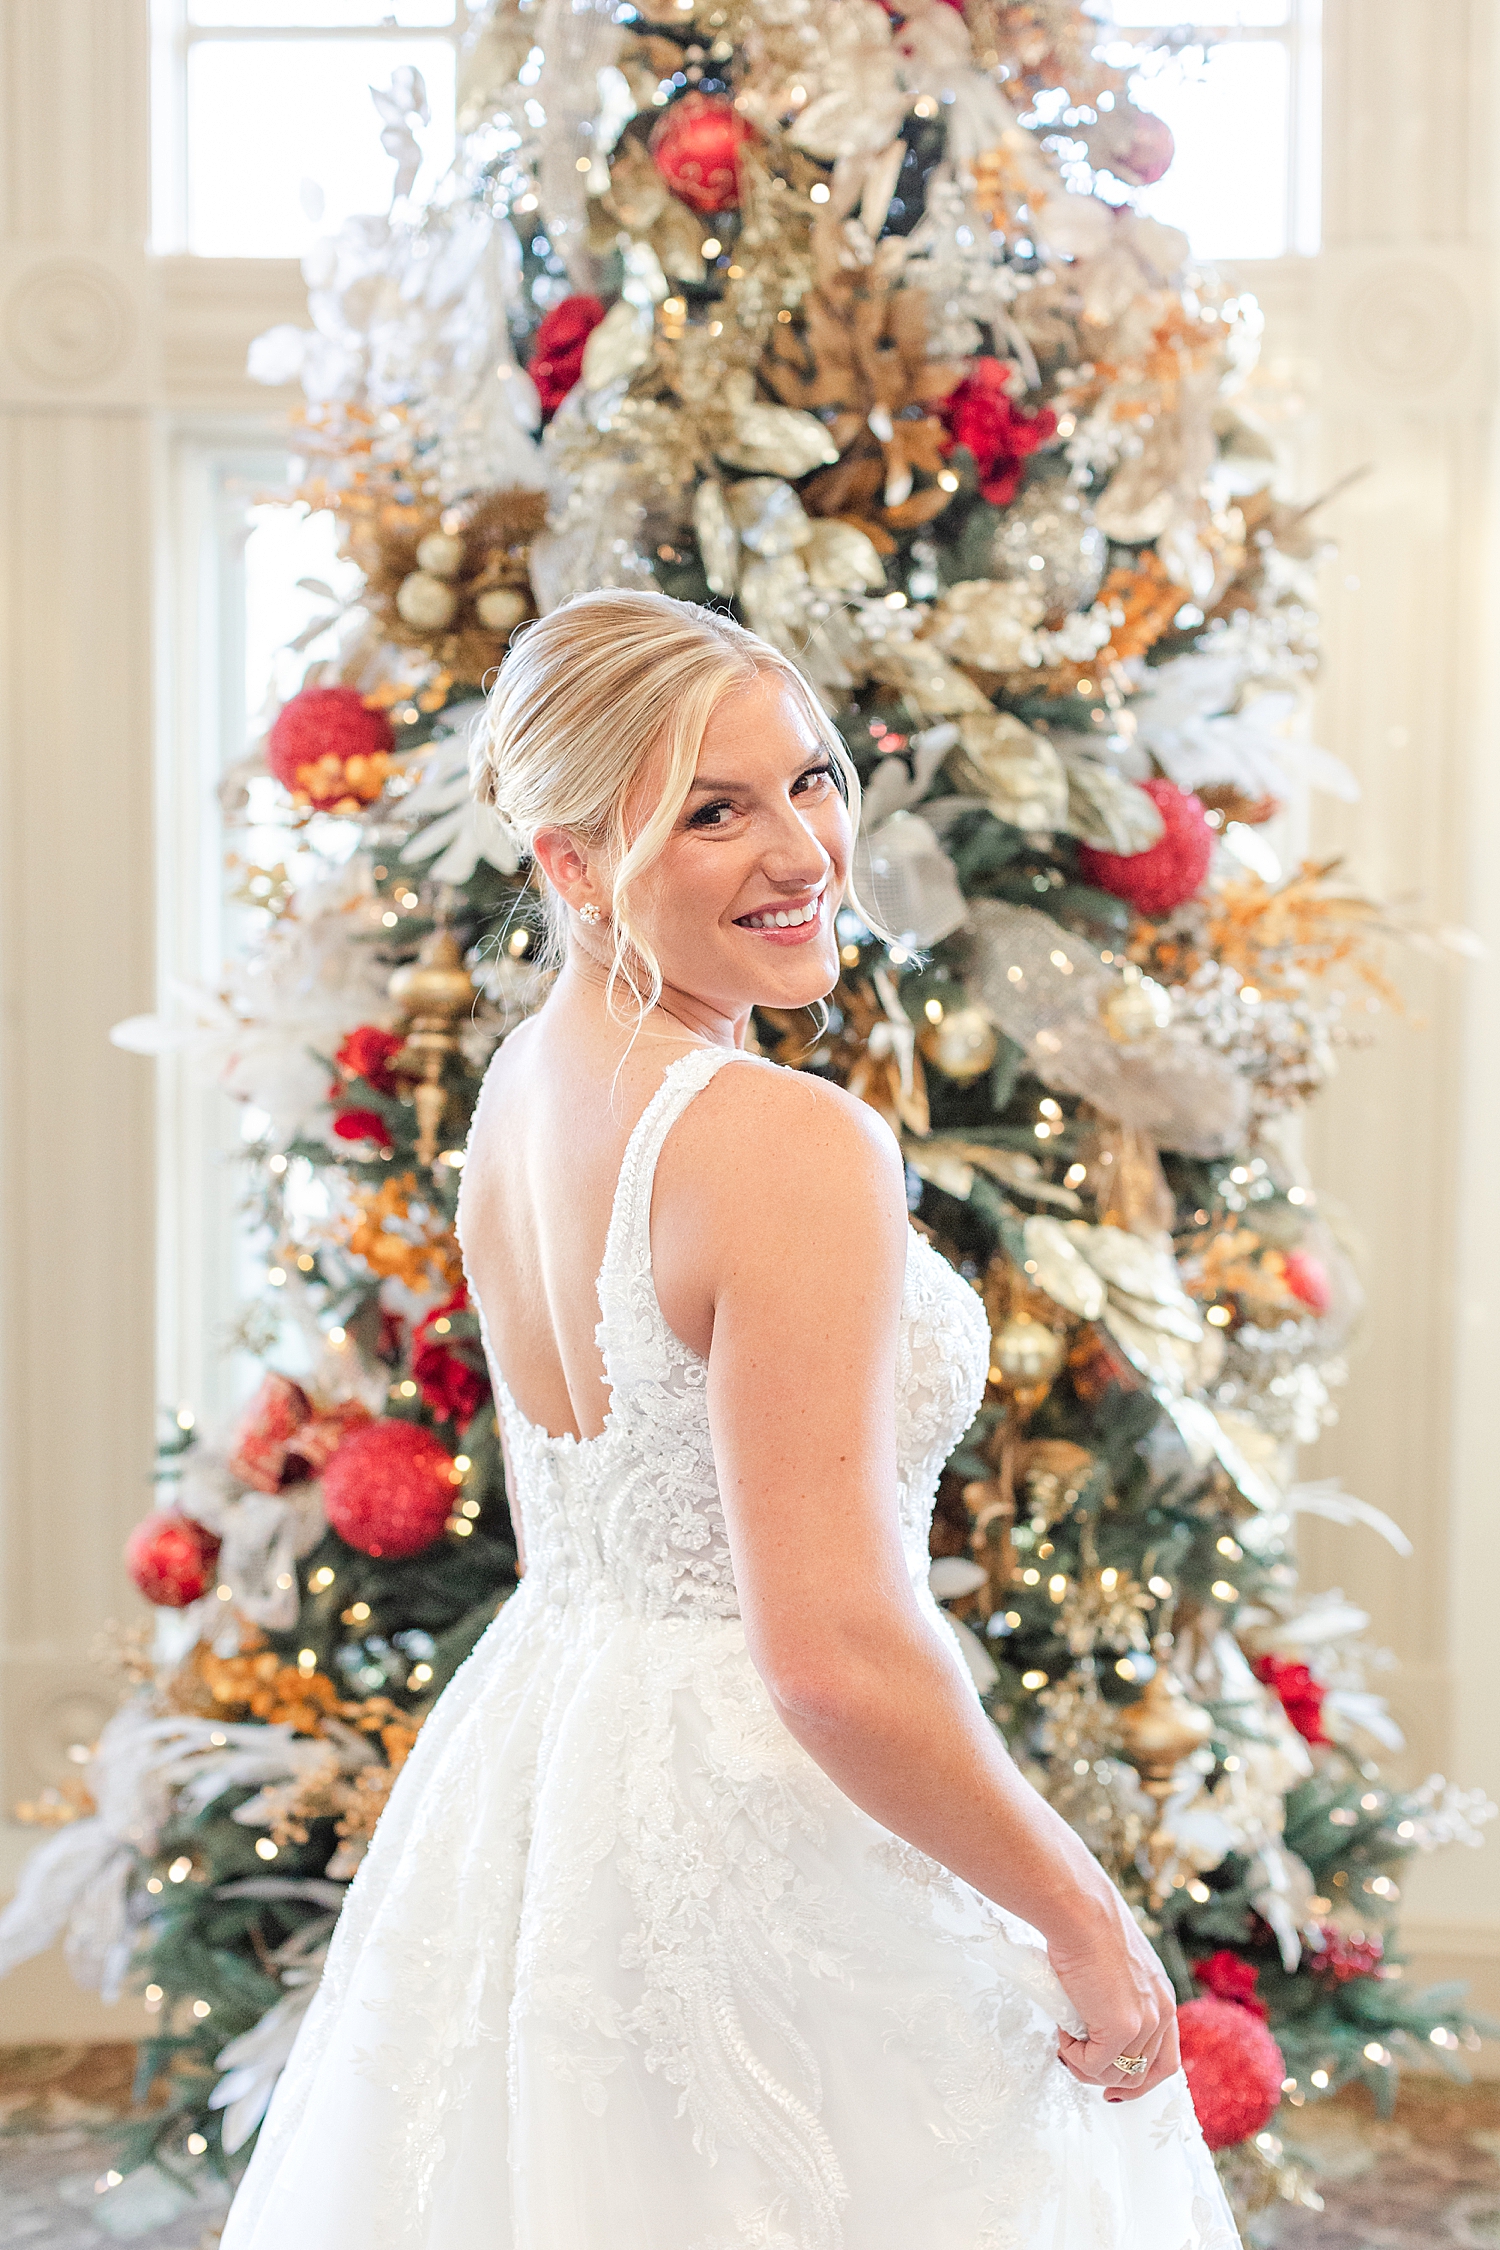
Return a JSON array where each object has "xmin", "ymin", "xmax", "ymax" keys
[{"xmin": 456, "ymin": 1018, "xmax": 713, "ymax": 1448}]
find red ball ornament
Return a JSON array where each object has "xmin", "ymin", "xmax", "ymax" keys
[
  {"xmin": 322, "ymin": 1419, "xmax": 459, "ymax": 1560},
  {"xmin": 1076, "ymin": 777, "xmax": 1213, "ymax": 917},
  {"xmin": 1176, "ymin": 1996, "xmax": 1285, "ymax": 2150},
  {"xmin": 125, "ymin": 1512, "xmax": 222, "ymax": 1608},
  {"xmin": 649, "ymin": 94, "xmax": 756, "ymax": 216},
  {"xmin": 528, "ymin": 293, "xmax": 605, "ymax": 416},
  {"xmin": 1085, "ymin": 103, "xmax": 1175, "ymax": 188},
  {"xmin": 266, "ymin": 686, "xmax": 395, "ymax": 812},
  {"xmin": 1282, "ymin": 1249, "xmax": 1332, "ymax": 1315}
]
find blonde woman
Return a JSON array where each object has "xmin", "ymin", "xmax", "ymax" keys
[{"xmin": 222, "ymin": 590, "xmax": 1237, "ymax": 2250}]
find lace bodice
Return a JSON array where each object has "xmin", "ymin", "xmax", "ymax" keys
[{"xmin": 463, "ymin": 1046, "xmax": 991, "ymax": 1623}]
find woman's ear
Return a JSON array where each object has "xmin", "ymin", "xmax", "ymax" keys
[{"xmin": 531, "ymin": 825, "xmax": 589, "ymax": 901}]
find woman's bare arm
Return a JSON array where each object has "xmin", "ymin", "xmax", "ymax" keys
[{"xmin": 665, "ymin": 1065, "xmax": 1179, "ymax": 2098}]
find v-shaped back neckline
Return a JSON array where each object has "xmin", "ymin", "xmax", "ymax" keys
[{"xmin": 464, "ymin": 1043, "xmax": 745, "ymax": 1453}]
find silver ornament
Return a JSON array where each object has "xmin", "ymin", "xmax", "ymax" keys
[
  {"xmin": 990, "ymin": 476, "xmax": 1107, "ymax": 621},
  {"xmin": 474, "ymin": 586, "xmax": 528, "ymax": 633},
  {"xmin": 414, "ymin": 530, "xmax": 465, "ymax": 580},
  {"xmin": 1101, "ymin": 967, "xmax": 1174, "ymax": 1046},
  {"xmin": 395, "ymin": 570, "xmax": 459, "ymax": 631}
]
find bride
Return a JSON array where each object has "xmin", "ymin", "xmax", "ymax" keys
[{"xmin": 221, "ymin": 590, "xmax": 1237, "ymax": 2249}]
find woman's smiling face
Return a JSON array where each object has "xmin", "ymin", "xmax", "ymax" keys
[{"xmin": 626, "ymin": 670, "xmax": 853, "ymax": 1018}]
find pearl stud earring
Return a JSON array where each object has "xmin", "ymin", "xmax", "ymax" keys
[{"xmin": 578, "ymin": 901, "xmax": 602, "ymax": 925}]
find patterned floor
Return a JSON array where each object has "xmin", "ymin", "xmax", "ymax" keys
[{"xmin": 2, "ymin": 2043, "xmax": 1498, "ymax": 2247}]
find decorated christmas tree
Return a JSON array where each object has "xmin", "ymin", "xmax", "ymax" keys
[{"xmin": 3, "ymin": 0, "xmax": 1492, "ymax": 2225}]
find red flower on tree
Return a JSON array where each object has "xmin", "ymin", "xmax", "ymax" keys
[
  {"xmin": 1253, "ymin": 1653, "xmax": 1329, "ymax": 1746},
  {"xmin": 334, "ymin": 1024, "xmax": 404, "ymax": 1097},
  {"xmin": 1309, "ymin": 1924, "xmax": 1384, "ymax": 1982},
  {"xmin": 937, "ymin": 358, "xmax": 1058, "ymax": 507},
  {"xmin": 332, "ymin": 1107, "xmax": 394, "ymax": 1152},
  {"xmin": 1193, "ymin": 1950, "xmax": 1269, "ymax": 2019},
  {"xmin": 528, "ymin": 295, "xmax": 605, "ymax": 416},
  {"xmin": 412, "ymin": 1284, "xmax": 488, "ymax": 1429}
]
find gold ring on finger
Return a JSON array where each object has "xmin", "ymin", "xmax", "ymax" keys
[{"xmin": 1113, "ymin": 2054, "xmax": 1149, "ymax": 2077}]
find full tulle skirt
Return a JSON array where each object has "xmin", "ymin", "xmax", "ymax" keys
[{"xmin": 220, "ymin": 1579, "xmax": 1239, "ymax": 2250}]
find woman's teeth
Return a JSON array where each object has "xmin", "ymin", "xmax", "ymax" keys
[{"xmin": 739, "ymin": 899, "xmax": 820, "ymax": 930}]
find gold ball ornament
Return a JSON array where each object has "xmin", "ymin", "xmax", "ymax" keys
[
  {"xmin": 414, "ymin": 530, "xmax": 466, "ymax": 579},
  {"xmin": 474, "ymin": 586, "xmax": 529, "ymax": 633},
  {"xmin": 395, "ymin": 570, "xmax": 459, "ymax": 631},
  {"xmin": 918, "ymin": 1002, "xmax": 999, "ymax": 1085},
  {"xmin": 989, "ymin": 1315, "xmax": 1067, "ymax": 1389},
  {"xmin": 1101, "ymin": 964, "xmax": 1174, "ymax": 1046}
]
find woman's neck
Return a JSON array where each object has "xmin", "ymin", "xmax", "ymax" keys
[{"xmin": 548, "ymin": 952, "xmax": 751, "ymax": 1052}]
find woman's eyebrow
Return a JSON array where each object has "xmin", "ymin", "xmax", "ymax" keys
[{"xmin": 686, "ymin": 754, "xmax": 824, "ymax": 794}]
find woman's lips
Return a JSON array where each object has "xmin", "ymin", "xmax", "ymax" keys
[{"xmin": 733, "ymin": 894, "xmax": 824, "ymax": 945}]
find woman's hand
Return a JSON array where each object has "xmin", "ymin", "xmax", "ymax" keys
[{"xmin": 1049, "ymin": 1901, "xmax": 1181, "ymax": 2101}]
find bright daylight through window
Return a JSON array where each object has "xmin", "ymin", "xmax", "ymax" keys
[{"xmin": 155, "ymin": 0, "xmax": 1318, "ymax": 263}]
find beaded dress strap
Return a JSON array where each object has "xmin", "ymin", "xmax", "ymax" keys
[{"xmin": 593, "ymin": 1046, "xmax": 752, "ymax": 1380}]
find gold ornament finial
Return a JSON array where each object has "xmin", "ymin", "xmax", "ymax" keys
[
  {"xmin": 387, "ymin": 923, "xmax": 476, "ymax": 1167},
  {"xmin": 1114, "ymin": 1636, "xmax": 1214, "ymax": 1906}
]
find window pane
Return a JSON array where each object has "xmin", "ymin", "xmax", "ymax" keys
[
  {"xmin": 243, "ymin": 500, "xmax": 359, "ymax": 717},
  {"xmin": 190, "ymin": 1, "xmax": 454, "ymax": 23},
  {"xmin": 1128, "ymin": 40, "xmax": 1289, "ymax": 258},
  {"xmin": 186, "ymin": 36, "xmax": 455, "ymax": 256},
  {"xmin": 1103, "ymin": 2, "xmax": 1289, "ymax": 23}
]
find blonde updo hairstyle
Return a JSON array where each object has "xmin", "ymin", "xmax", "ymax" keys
[{"xmin": 471, "ymin": 587, "xmax": 871, "ymax": 1018}]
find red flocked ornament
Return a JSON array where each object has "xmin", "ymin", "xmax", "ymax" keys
[
  {"xmin": 334, "ymin": 1024, "xmax": 404, "ymax": 1097},
  {"xmin": 1193, "ymin": 1950, "xmax": 1269, "ymax": 2020},
  {"xmin": 266, "ymin": 686, "xmax": 395, "ymax": 813},
  {"xmin": 1076, "ymin": 777, "xmax": 1213, "ymax": 917},
  {"xmin": 938, "ymin": 358, "xmax": 1057, "ymax": 507},
  {"xmin": 1176, "ymin": 1997, "xmax": 1285, "ymax": 2150},
  {"xmin": 125, "ymin": 1512, "xmax": 222, "ymax": 1608},
  {"xmin": 528, "ymin": 294, "xmax": 605, "ymax": 416},
  {"xmin": 650, "ymin": 93, "xmax": 756, "ymax": 216},
  {"xmin": 1252, "ymin": 1652, "xmax": 1329, "ymax": 1746},
  {"xmin": 322, "ymin": 1419, "xmax": 459, "ymax": 1560},
  {"xmin": 1282, "ymin": 1249, "xmax": 1332, "ymax": 1316}
]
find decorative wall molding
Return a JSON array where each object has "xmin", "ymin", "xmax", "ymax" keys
[
  {"xmin": 0, "ymin": 249, "xmax": 158, "ymax": 409},
  {"xmin": 1316, "ymin": 245, "xmax": 1491, "ymax": 410}
]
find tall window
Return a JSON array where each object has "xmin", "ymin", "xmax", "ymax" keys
[
  {"xmin": 152, "ymin": 0, "xmax": 465, "ymax": 257},
  {"xmin": 152, "ymin": 443, "xmax": 358, "ymax": 1425},
  {"xmin": 1097, "ymin": 1, "xmax": 1321, "ymax": 258}
]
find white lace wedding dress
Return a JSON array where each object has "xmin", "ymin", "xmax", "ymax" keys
[{"xmin": 221, "ymin": 1046, "xmax": 1238, "ymax": 2250}]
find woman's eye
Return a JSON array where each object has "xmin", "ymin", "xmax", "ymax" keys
[
  {"xmin": 688, "ymin": 800, "xmax": 736, "ymax": 830},
  {"xmin": 794, "ymin": 763, "xmax": 837, "ymax": 796}
]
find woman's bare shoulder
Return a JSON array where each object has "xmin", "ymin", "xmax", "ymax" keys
[{"xmin": 672, "ymin": 1052, "xmax": 908, "ymax": 1232}]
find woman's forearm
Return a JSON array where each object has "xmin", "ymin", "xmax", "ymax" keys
[{"xmin": 762, "ymin": 1601, "xmax": 1125, "ymax": 1951}]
